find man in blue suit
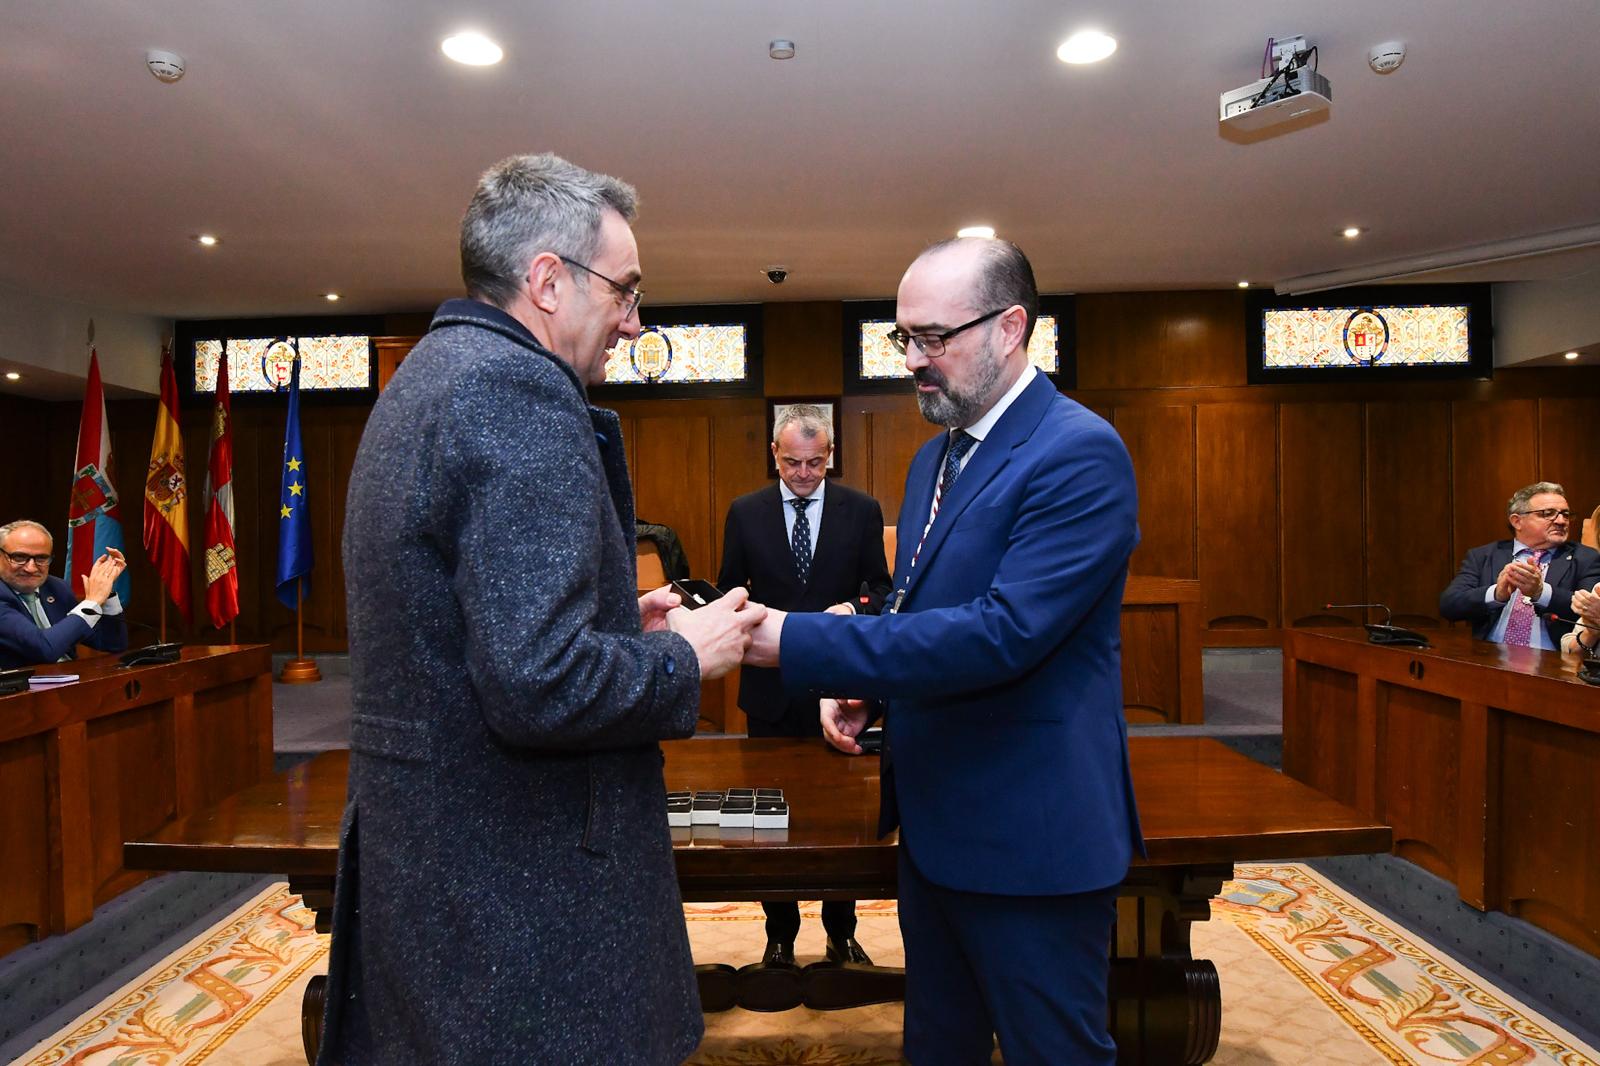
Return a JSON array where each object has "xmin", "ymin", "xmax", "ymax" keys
[
  {"xmin": 0, "ymin": 519, "xmax": 127, "ymax": 670},
  {"xmin": 747, "ymin": 238, "xmax": 1143, "ymax": 1064}
]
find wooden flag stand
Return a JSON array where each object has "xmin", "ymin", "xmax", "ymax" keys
[{"xmin": 278, "ymin": 583, "xmax": 321, "ymax": 684}]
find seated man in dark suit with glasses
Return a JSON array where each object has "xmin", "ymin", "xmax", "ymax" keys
[
  {"xmin": 0, "ymin": 519, "xmax": 128, "ymax": 669},
  {"xmin": 1440, "ymin": 481, "xmax": 1600, "ymax": 649}
]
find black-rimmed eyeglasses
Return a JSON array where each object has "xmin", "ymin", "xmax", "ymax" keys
[
  {"xmin": 885, "ymin": 307, "xmax": 1009, "ymax": 358},
  {"xmin": 3, "ymin": 552, "xmax": 52, "ymax": 568},
  {"xmin": 1517, "ymin": 508, "xmax": 1573, "ymax": 521},
  {"xmin": 558, "ymin": 256, "xmax": 644, "ymax": 318}
]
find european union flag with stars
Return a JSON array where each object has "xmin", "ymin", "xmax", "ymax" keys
[{"xmin": 275, "ymin": 350, "xmax": 313, "ymax": 609}]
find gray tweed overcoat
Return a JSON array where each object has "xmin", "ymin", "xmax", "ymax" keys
[{"xmin": 317, "ymin": 299, "xmax": 704, "ymax": 1065}]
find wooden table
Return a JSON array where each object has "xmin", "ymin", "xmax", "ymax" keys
[
  {"xmin": 126, "ymin": 736, "xmax": 1388, "ymax": 1066},
  {"xmin": 0, "ymin": 645, "xmax": 273, "ymax": 959},
  {"xmin": 1284, "ymin": 627, "xmax": 1600, "ymax": 958}
]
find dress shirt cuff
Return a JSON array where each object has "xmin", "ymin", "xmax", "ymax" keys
[
  {"xmin": 100, "ymin": 594, "xmax": 124, "ymax": 615},
  {"xmin": 1483, "ymin": 586, "xmax": 1501, "ymax": 605},
  {"xmin": 1534, "ymin": 584, "xmax": 1553, "ymax": 609},
  {"xmin": 69, "ymin": 600, "xmax": 101, "ymax": 627}
]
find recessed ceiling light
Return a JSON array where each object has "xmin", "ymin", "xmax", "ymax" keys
[
  {"xmin": 957, "ymin": 225, "xmax": 996, "ymax": 239},
  {"xmin": 324, "ymin": 293, "xmax": 341, "ymax": 302},
  {"xmin": 1341, "ymin": 226, "xmax": 1362, "ymax": 239},
  {"xmin": 4, "ymin": 372, "xmax": 19, "ymax": 381},
  {"xmin": 1237, "ymin": 280, "xmax": 1250, "ymax": 288},
  {"xmin": 1057, "ymin": 30, "xmax": 1117, "ymax": 65},
  {"xmin": 442, "ymin": 31, "xmax": 503, "ymax": 66},
  {"xmin": 768, "ymin": 39, "xmax": 796, "ymax": 60},
  {"xmin": 194, "ymin": 234, "xmax": 220, "ymax": 247},
  {"xmin": 1564, "ymin": 351, "xmax": 1580, "ymax": 360}
]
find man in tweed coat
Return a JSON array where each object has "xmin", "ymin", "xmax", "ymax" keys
[{"xmin": 319, "ymin": 153, "xmax": 763, "ymax": 1065}]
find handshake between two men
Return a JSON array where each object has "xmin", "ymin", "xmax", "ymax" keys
[{"xmin": 639, "ymin": 586, "xmax": 868, "ymax": 754}]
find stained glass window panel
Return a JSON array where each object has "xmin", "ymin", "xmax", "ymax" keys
[
  {"xmin": 858, "ymin": 315, "xmax": 1060, "ymax": 379},
  {"xmin": 603, "ymin": 324, "xmax": 748, "ymax": 385},
  {"xmin": 1262, "ymin": 305, "xmax": 1471, "ymax": 369},
  {"xmin": 194, "ymin": 336, "xmax": 372, "ymax": 392}
]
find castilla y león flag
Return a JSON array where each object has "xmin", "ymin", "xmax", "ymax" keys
[
  {"xmin": 67, "ymin": 348, "xmax": 130, "ymax": 603},
  {"xmin": 203, "ymin": 348, "xmax": 239, "ymax": 629},
  {"xmin": 143, "ymin": 342, "xmax": 192, "ymax": 622}
]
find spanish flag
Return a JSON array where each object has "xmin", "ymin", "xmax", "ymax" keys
[{"xmin": 142, "ymin": 342, "xmax": 192, "ymax": 622}]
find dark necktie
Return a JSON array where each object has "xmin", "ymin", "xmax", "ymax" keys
[
  {"xmin": 940, "ymin": 430, "xmax": 977, "ymax": 500},
  {"xmin": 791, "ymin": 497, "xmax": 814, "ymax": 582}
]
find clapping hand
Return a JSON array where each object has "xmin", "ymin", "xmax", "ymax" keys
[{"xmin": 80, "ymin": 549, "xmax": 126, "ymax": 606}]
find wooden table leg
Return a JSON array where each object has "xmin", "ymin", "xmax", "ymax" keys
[
  {"xmin": 289, "ymin": 876, "xmax": 334, "ymax": 1066},
  {"xmin": 1111, "ymin": 864, "xmax": 1229, "ymax": 1065}
]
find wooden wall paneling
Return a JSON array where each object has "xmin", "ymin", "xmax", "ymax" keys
[
  {"xmin": 709, "ymin": 413, "xmax": 769, "ymax": 575},
  {"xmin": 1075, "ymin": 291, "xmax": 1248, "ymax": 391},
  {"xmin": 1365, "ymin": 401, "xmax": 1453, "ymax": 628},
  {"xmin": 373, "ymin": 337, "xmax": 418, "ymax": 392},
  {"xmin": 631, "ymin": 415, "xmax": 714, "ymax": 577},
  {"xmin": 1536, "ymin": 396, "xmax": 1600, "ymax": 524},
  {"xmin": 1195, "ymin": 403, "xmax": 1279, "ymax": 638},
  {"xmin": 1112, "ymin": 405, "xmax": 1196, "ymax": 579},
  {"xmin": 1450, "ymin": 400, "xmax": 1538, "ymax": 560},
  {"xmin": 763, "ymin": 302, "xmax": 843, "ymax": 397},
  {"xmin": 0, "ymin": 735, "xmax": 51, "ymax": 953},
  {"xmin": 867, "ymin": 403, "xmax": 933, "ymax": 525},
  {"xmin": 1279, "ymin": 403, "xmax": 1364, "ymax": 628}
]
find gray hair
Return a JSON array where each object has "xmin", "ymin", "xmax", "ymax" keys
[
  {"xmin": 0, "ymin": 519, "xmax": 52, "ymax": 547},
  {"xmin": 772, "ymin": 404, "xmax": 833, "ymax": 447},
  {"xmin": 1508, "ymin": 481, "xmax": 1566, "ymax": 515},
  {"xmin": 918, "ymin": 237, "xmax": 1040, "ymax": 347},
  {"xmin": 460, "ymin": 152, "xmax": 639, "ymax": 309}
]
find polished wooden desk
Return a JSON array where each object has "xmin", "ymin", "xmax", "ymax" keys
[
  {"xmin": 127, "ymin": 735, "xmax": 1385, "ymax": 1065},
  {"xmin": 0, "ymin": 645, "xmax": 273, "ymax": 958},
  {"xmin": 1283, "ymin": 628, "xmax": 1600, "ymax": 957}
]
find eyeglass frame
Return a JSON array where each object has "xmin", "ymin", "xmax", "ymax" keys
[
  {"xmin": 1515, "ymin": 508, "xmax": 1573, "ymax": 521},
  {"xmin": 2, "ymin": 551, "xmax": 53, "ymax": 568},
  {"xmin": 556, "ymin": 256, "xmax": 644, "ymax": 318},
  {"xmin": 885, "ymin": 306, "xmax": 1012, "ymax": 359}
]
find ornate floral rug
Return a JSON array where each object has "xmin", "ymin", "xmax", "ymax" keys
[{"xmin": 17, "ymin": 866, "xmax": 1598, "ymax": 1065}]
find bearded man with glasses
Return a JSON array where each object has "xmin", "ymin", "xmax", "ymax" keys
[
  {"xmin": 1441, "ymin": 480, "xmax": 1600, "ymax": 649},
  {"xmin": 0, "ymin": 518, "xmax": 127, "ymax": 669}
]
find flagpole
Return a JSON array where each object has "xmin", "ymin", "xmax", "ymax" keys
[
  {"xmin": 159, "ymin": 596, "xmax": 167, "ymax": 643},
  {"xmin": 278, "ymin": 580, "xmax": 322, "ymax": 683}
]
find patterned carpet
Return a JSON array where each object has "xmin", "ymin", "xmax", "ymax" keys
[{"xmin": 17, "ymin": 866, "xmax": 1597, "ymax": 1065}]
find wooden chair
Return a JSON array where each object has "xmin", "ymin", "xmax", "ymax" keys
[
  {"xmin": 883, "ymin": 525, "xmax": 897, "ymax": 566},
  {"xmin": 636, "ymin": 540, "xmax": 667, "ymax": 594}
]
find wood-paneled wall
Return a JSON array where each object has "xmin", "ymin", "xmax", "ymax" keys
[{"xmin": 9, "ymin": 293, "xmax": 1600, "ymax": 650}]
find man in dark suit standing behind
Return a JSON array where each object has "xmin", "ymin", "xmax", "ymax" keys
[
  {"xmin": 1440, "ymin": 480, "xmax": 1600, "ymax": 648},
  {"xmin": 718, "ymin": 404, "xmax": 892, "ymax": 969}
]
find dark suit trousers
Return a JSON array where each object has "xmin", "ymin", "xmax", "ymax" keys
[
  {"xmin": 897, "ymin": 847, "xmax": 1118, "ymax": 1066},
  {"xmin": 748, "ymin": 700, "xmax": 857, "ymax": 943}
]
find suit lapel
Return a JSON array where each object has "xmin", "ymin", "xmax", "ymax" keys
[
  {"xmin": 1545, "ymin": 544, "xmax": 1576, "ymax": 590},
  {"xmin": 899, "ymin": 375, "xmax": 1056, "ymax": 604},
  {"xmin": 762, "ymin": 484, "xmax": 799, "ymax": 588},
  {"xmin": 809, "ymin": 484, "xmax": 846, "ymax": 585}
]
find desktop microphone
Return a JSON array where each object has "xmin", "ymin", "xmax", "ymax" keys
[{"xmin": 1324, "ymin": 602, "xmax": 1431, "ymax": 648}]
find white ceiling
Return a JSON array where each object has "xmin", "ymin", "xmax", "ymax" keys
[{"xmin": 3, "ymin": 0, "xmax": 1599, "ymax": 321}]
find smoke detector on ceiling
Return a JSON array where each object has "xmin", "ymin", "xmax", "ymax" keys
[
  {"xmin": 1368, "ymin": 41, "xmax": 1406, "ymax": 74},
  {"xmin": 146, "ymin": 50, "xmax": 186, "ymax": 83}
]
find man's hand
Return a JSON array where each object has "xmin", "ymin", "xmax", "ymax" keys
[
  {"xmin": 667, "ymin": 586, "xmax": 764, "ymax": 680},
  {"xmin": 81, "ymin": 551, "xmax": 125, "ymax": 606},
  {"xmin": 821, "ymin": 698, "xmax": 872, "ymax": 755},
  {"xmin": 1495, "ymin": 562, "xmax": 1518, "ymax": 602},
  {"xmin": 638, "ymin": 585, "xmax": 681, "ymax": 633},
  {"xmin": 1507, "ymin": 558, "xmax": 1544, "ymax": 599},
  {"xmin": 824, "ymin": 602, "xmax": 855, "ymax": 616},
  {"xmin": 743, "ymin": 607, "xmax": 787, "ymax": 667}
]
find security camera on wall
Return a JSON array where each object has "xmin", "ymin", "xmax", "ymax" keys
[{"xmin": 763, "ymin": 267, "xmax": 788, "ymax": 285}]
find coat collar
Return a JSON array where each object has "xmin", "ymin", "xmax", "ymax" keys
[
  {"xmin": 898, "ymin": 373, "xmax": 1057, "ymax": 602},
  {"xmin": 429, "ymin": 298, "xmax": 587, "ymax": 400}
]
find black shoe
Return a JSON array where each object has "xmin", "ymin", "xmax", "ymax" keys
[
  {"xmin": 825, "ymin": 936, "xmax": 872, "ymax": 965},
  {"xmin": 761, "ymin": 939, "xmax": 798, "ymax": 968}
]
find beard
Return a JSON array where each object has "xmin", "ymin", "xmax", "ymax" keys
[{"xmin": 913, "ymin": 335, "xmax": 1006, "ymax": 428}]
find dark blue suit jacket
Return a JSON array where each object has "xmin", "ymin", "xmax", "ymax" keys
[
  {"xmin": 1439, "ymin": 539, "xmax": 1600, "ymax": 643},
  {"xmin": 781, "ymin": 374, "xmax": 1144, "ymax": 897},
  {"xmin": 0, "ymin": 575, "xmax": 128, "ymax": 669}
]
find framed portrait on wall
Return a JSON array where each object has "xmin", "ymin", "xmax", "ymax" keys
[{"xmin": 767, "ymin": 396, "xmax": 840, "ymax": 477}]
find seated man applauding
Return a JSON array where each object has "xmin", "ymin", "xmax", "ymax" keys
[{"xmin": 0, "ymin": 519, "xmax": 127, "ymax": 669}]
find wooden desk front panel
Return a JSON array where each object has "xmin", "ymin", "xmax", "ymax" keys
[
  {"xmin": 1120, "ymin": 575, "xmax": 1204, "ymax": 725},
  {"xmin": 1283, "ymin": 629, "xmax": 1600, "ymax": 957},
  {"xmin": 0, "ymin": 646, "xmax": 273, "ymax": 959}
]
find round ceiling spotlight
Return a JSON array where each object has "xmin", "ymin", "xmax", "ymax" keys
[
  {"xmin": 1341, "ymin": 226, "xmax": 1363, "ymax": 239},
  {"xmin": 1237, "ymin": 280, "xmax": 1250, "ymax": 288},
  {"xmin": 1564, "ymin": 351, "xmax": 1581, "ymax": 360},
  {"xmin": 193, "ymin": 234, "xmax": 220, "ymax": 247},
  {"xmin": 769, "ymin": 39, "xmax": 796, "ymax": 60},
  {"xmin": 442, "ymin": 32, "xmax": 504, "ymax": 66},
  {"xmin": 1057, "ymin": 30, "xmax": 1117, "ymax": 65},
  {"xmin": 956, "ymin": 225, "xmax": 996, "ymax": 239},
  {"xmin": 324, "ymin": 293, "xmax": 341, "ymax": 302},
  {"xmin": 4, "ymin": 372, "xmax": 20, "ymax": 381}
]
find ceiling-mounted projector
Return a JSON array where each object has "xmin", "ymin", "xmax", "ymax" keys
[{"xmin": 1220, "ymin": 39, "xmax": 1330, "ymax": 132}]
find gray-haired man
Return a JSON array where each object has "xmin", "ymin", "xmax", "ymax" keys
[
  {"xmin": 1440, "ymin": 480, "xmax": 1600, "ymax": 648},
  {"xmin": 319, "ymin": 153, "xmax": 764, "ymax": 1065}
]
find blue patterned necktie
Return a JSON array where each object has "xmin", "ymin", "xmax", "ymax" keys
[
  {"xmin": 940, "ymin": 430, "xmax": 977, "ymax": 500},
  {"xmin": 791, "ymin": 497, "xmax": 814, "ymax": 583}
]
